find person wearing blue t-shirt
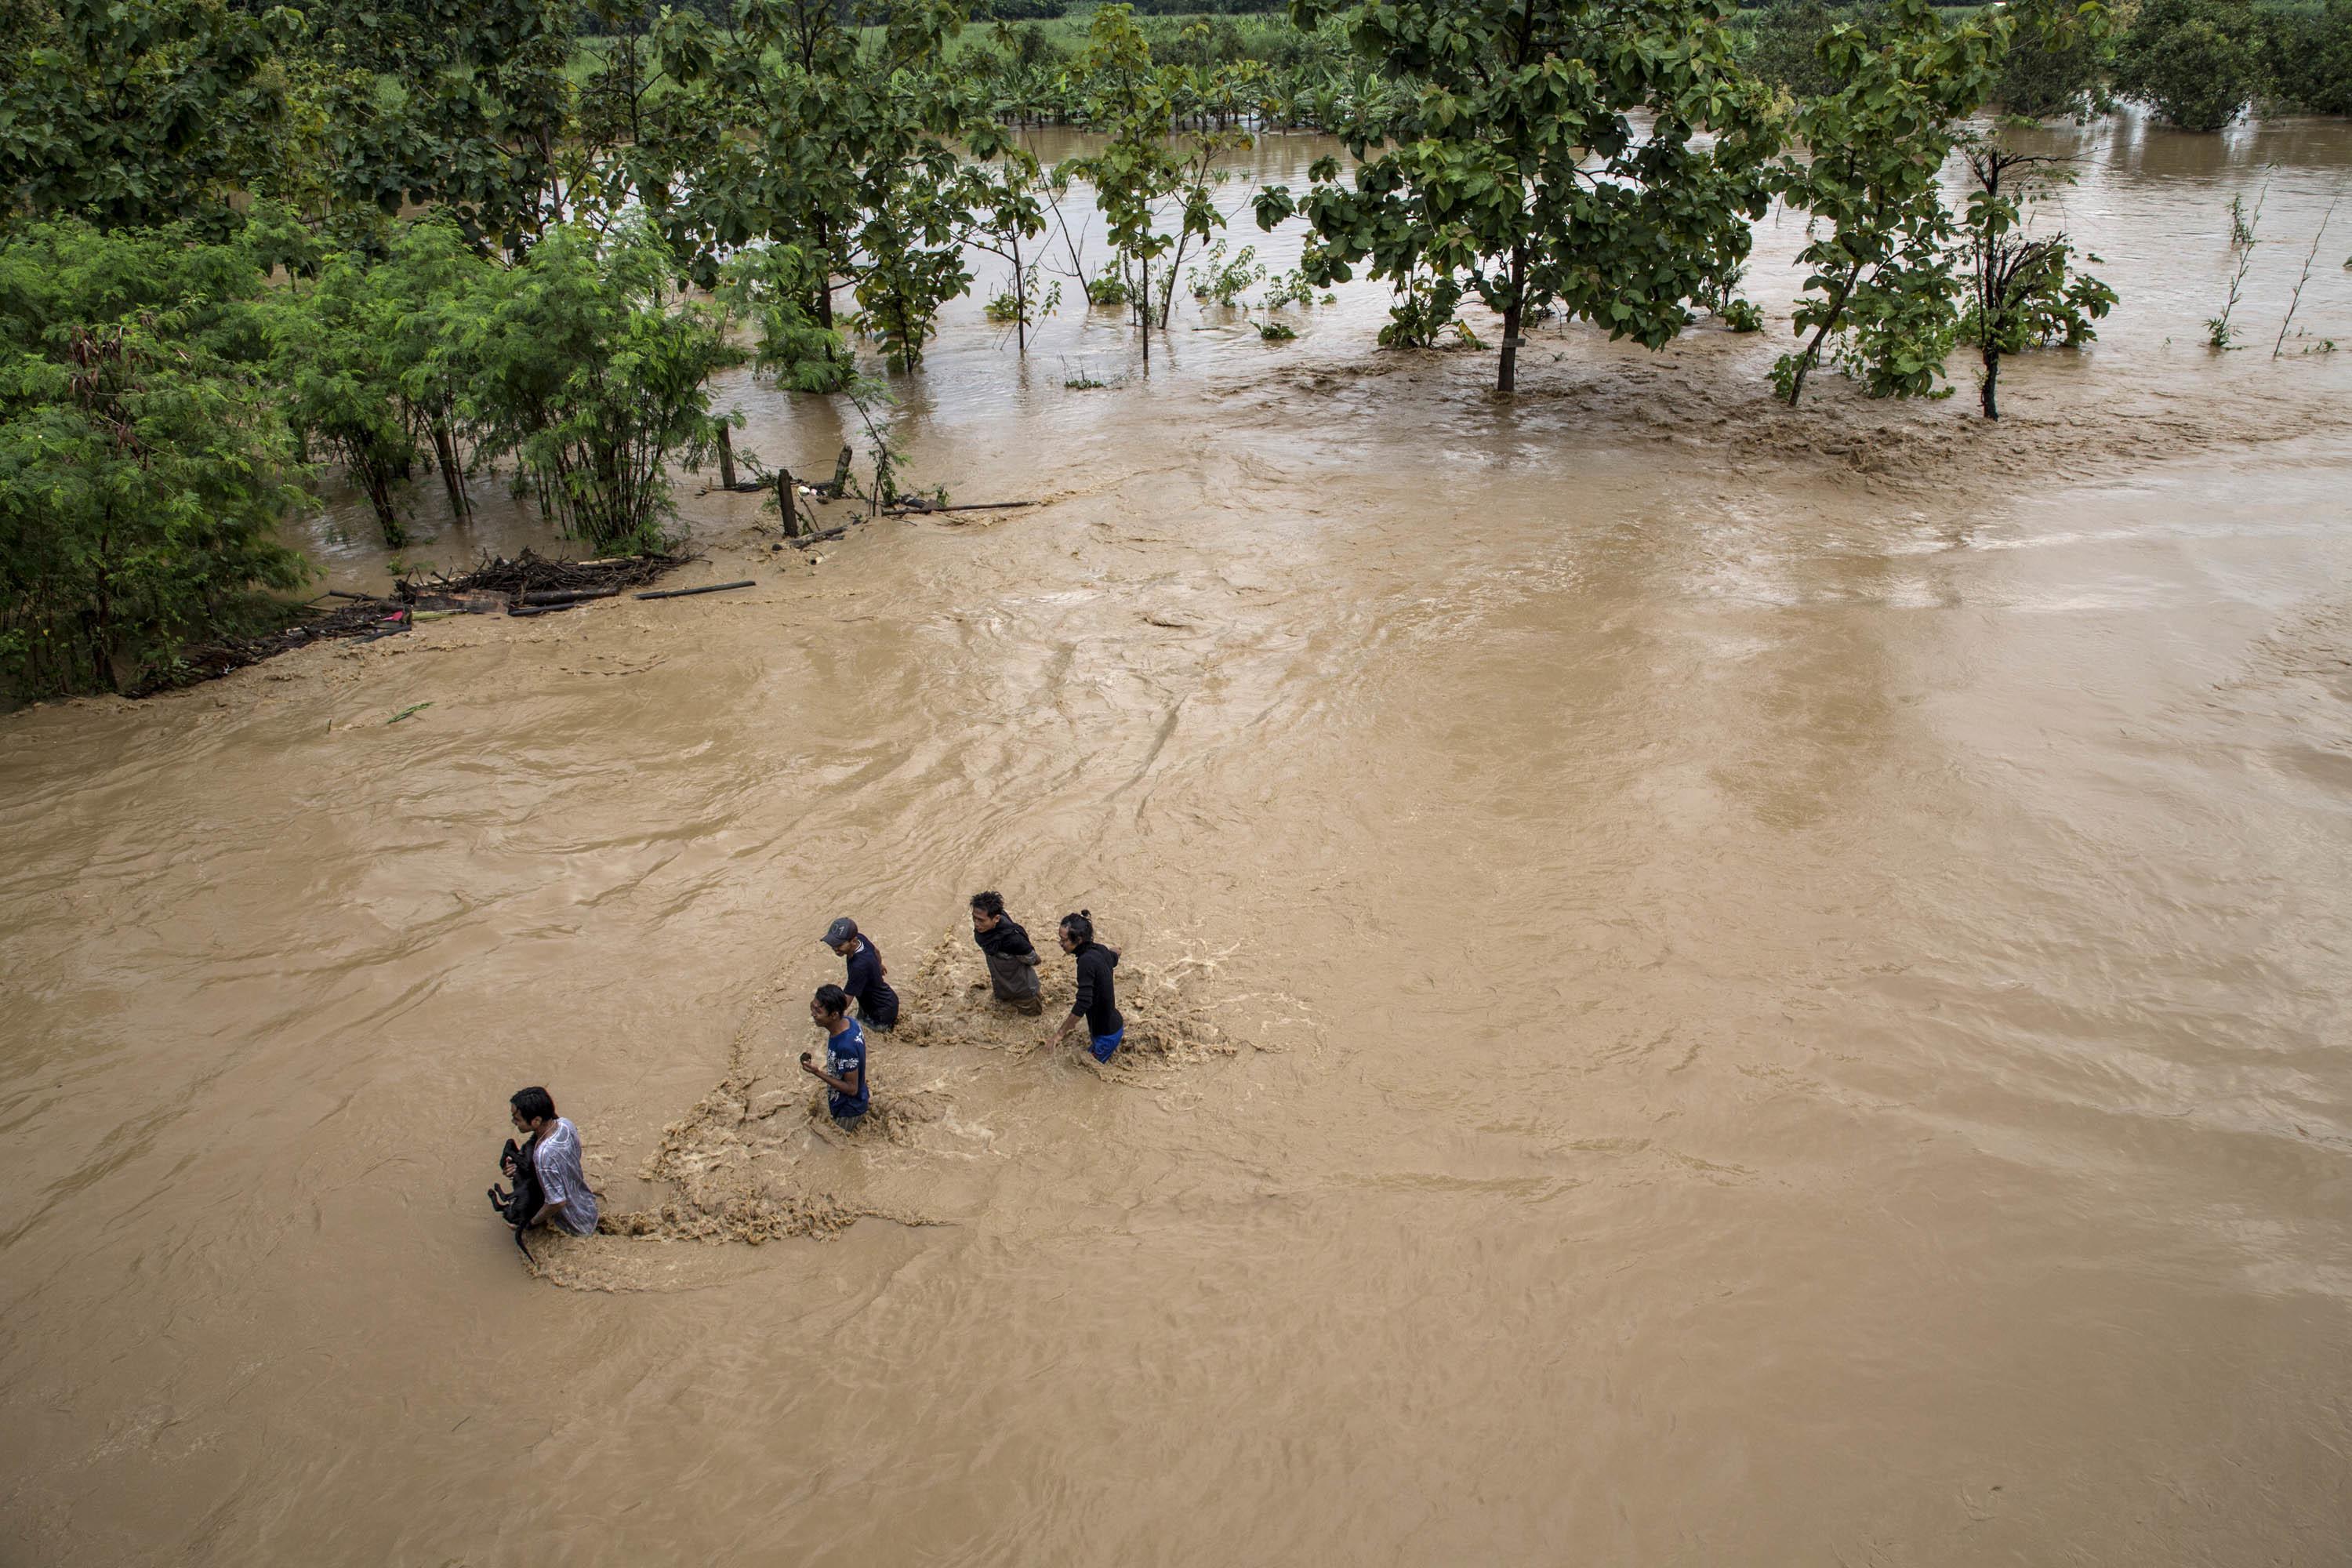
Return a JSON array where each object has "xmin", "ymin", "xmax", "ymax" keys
[{"xmin": 801, "ymin": 984, "xmax": 870, "ymax": 1127}]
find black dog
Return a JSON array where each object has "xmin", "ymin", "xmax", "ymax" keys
[{"xmin": 487, "ymin": 1137, "xmax": 544, "ymax": 1259}]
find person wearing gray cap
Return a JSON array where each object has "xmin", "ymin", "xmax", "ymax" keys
[{"xmin": 821, "ymin": 916, "xmax": 899, "ymax": 1031}]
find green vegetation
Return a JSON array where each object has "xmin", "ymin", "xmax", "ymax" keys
[
  {"xmin": 1771, "ymin": 0, "xmax": 2008, "ymax": 406},
  {"xmin": 2112, "ymin": 0, "xmax": 2268, "ymax": 129},
  {"xmin": 0, "ymin": 222, "xmax": 309, "ymax": 698},
  {"xmin": 17, "ymin": 0, "xmax": 2352, "ymax": 699},
  {"xmin": 1255, "ymin": 0, "xmax": 1777, "ymax": 394},
  {"xmin": 1730, "ymin": 0, "xmax": 2352, "ymax": 124},
  {"xmin": 1955, "ymin": 142, "xmax": 2114, "ymax": 417},
  {"xmin": 2263, "ymin": 0, "xmax": 2352, "ymax": 117}
]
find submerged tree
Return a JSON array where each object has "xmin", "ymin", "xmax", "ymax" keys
[
  {"xmin": 267, "ymin": 251, "xmax": 420, "ymax": 546},
  {"xmin": 1955, "ymin": 143, "xmax": 2115, "ymax": 419},
  {"xmin": 454, "ymin": 222, "xmax": 737, "ymax": 553},
  {"xmin": 1068, "ymin": 3, "xmax": 1204, "ymax": 371},
  {"xmin": 970, "ymin": 147, "xmax": 1058, "ymax": 357},
  {"xmin": 645, "ymin": 0, "xmax": 998, "ymax": 371},
  {"xmin": 1771, "ymin": 0, "xmax": 2008, "ymax": 406},
  {"xmin": 2111, "ymin": 0, "xmax": 2267, "ymax": 132},
  {"xmin": 265, "ymin": 218, "xmax": 507, "ymax": 544},
  {"xmin": 1254, "ymin": 0, "xmax": 1778, "ymax": 394}
]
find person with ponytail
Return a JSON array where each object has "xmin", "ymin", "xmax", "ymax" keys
[{"xmin": 1046, "ymin": 909, "xmax": 1123, "ymax": 1062}]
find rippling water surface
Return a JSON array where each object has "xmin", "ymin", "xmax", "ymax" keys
[{"xmin": 4, "ymin": 113, "xmax": 2351, "ymax": 1565}]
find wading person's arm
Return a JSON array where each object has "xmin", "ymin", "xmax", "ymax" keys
[
  {"xmin": 1048, "ymin": 963, "xmax": 1094, "ymax": 1048},
  {"xmin": 800, "ymin": 1051, "xmax": 859, "ymax": 1100}
]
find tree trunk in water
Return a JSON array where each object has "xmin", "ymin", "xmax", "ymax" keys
[
  {"xmin": 359, "ymin": 459, "xmax": 405, "ymax": 549},
  {"xmin": 777, "ymin": 466, "xmax": 801, "ymax": 538},
  {"xmin": 717, "ymin": 424, "xmax": 736, "ymax": 490},
  {"xmin": 1013, "ymin": 237, "xmax": 1027, "ymax": 358},
  {"xmin": 1138, "ymin": 258, "xmax": 1152, "ymax": 372},
  {"xmin": 828, "ymin": 445, "xmax": 855, "ymax": 499},
  {"xmin": 431, "ymin": 420, "xmax": 468, "ymax": 522},
  {"xmin": 1980, "ymin": 344, "xmax": 2001, "ymax": 420},
  {"xmin": 1496, "ymin": 245, "xmax": 1528, "ymax": 394},
  {"xmin": 812, "ymin": 219, "xmax": 836, "ymax": 329},
  {"xmin": 1784, "ymin": 274, "xmax": 1853, "ymax": 408}
]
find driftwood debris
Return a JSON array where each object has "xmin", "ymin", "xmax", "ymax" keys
[
  {"xmin": 128, "ymin": 550, "xmax": 699, "ymax": 698},
  {"xmin": 517, "ymin": 587, "xmax": 621, "ymax": 606},
  {"xmin": 131, "ymin": 601, "xmax": 412, "ymax": 695},
  {"xmin": 882, "ymin": 499, "xmax": 1040, "ymax": 517},
  {"xmin": 396, "ymin": 549, "xmax": 693, "ymax": 615},
  {"xmin": 635, "ymin": 579, "xmax": 756, "ymax": 601}
]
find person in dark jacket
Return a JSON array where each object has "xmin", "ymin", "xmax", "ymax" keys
[
  {"xmin": 1046, "ymin": 909, "xmax": 1123, "ymax": 1062},
  {"xmin": 821, "ymin": 916, "xmax": 899, "ymax": 1031},
  {"xmin": 970, "ymin": 891, "xmax": 1042, "ymax": 1016}
]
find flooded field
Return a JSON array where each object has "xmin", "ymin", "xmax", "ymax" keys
[{"xmin": 4, "ymin": 112, "xmax": 2351, "ymax": 1564}]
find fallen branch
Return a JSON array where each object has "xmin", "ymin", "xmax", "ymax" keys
[
  {"xmin": 518, "ymin": 587, "xmax": 622, "ymax": 606},
  {"xmin": 884, "ymin": 499, "xmax": 1041, "ymax": 516},
  {"xmin": 635, "ymin": 579, "xmax": 757, "ymax": 601}
]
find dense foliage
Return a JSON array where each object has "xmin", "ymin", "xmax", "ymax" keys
[
  {"xmin": 1954, "ymin": 142, "xmax": 2115, "ymax": 419},
  {"xmin": 2263, "ymin": 0, "xmax": 2352, "ymax": 115},
  {"xmin": 24, "ymin": 0, "xmax": 2352, "ymax": 699},
  {"xmin": 1256, "ymin": 0, "xmax": 1778, "ymax": 393},
  {"xmin": 2111, "ymin": 0, "xmax": 2268, "ymax": 129},
  {"xmin": 0, "ymin": 222, "xmax": 309, "ymax": 696}
]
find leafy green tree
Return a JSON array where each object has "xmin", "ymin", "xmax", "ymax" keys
[
  {"xmin": 970, "ymin": 147, "xmax": 1057, "ymax": 356},
  {"xmin": 2259, "ymin": 0, "xmax": 2352, "ymax": 117},
  {"xmin": 452, "ymin": 221, "xmax": 736, "ymax": 554},
  {"xmin": 717, "ymin": 247, "xmax": 854, "ymax": 405},
  {"xmin": 312, "ymin": 0, "xmax": 587, "ymax": 256},
  {"xmin": 1059, "ymin": 5, "xmax": 1197, "ymax": 369},
  {"xmin": 377, "ymin": 220, "xmax": 499, "ymax": 524},
  {"xmin": 1254, "ymin": 0, "xmax": 1779, "ymax": 394},
  {"xmin": 1955, "ymin": 142, "xmax": 2114, "ymax": 419},
  {"xmin": 1770, "ymin": 0, "xmax": 2009, "ymax": 406},
  {"xmin": 264, "ymin": 218, "xmax": 498, "ymax": 545},
  {"xmin": 1738, "ymin": 0, "xmax": 1851, "ymax": 101},
  {"xmin": 0, "ymin": 0, "xmax": 293, "ymax": 233},
  {"xmin": 1992, "ymin": 5, "xmax": 2114, "ymax": 120},
  {"xmin": 0, "ymin": 221, "xmax": 309, "ymax": 698},
  {"xmin": 2112, "ymin": 0, "xmax": 2267, "ymax": 130},
  {"xmin": 267, "ymin": 252, "xmax": 423, "ymax": 546},
  {"xmin": 646, "ymin": 0, "xmax": 998, "ymax": 372}
]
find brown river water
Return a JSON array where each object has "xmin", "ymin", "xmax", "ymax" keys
[{"xmin": 5, "ymin": 114, "xmax": 2352, "ymax": 1564}]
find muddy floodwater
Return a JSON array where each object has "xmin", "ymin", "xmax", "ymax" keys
[{"xmin": 6, "ymin": 114, "xmax": 2352, "ymax": 1564}]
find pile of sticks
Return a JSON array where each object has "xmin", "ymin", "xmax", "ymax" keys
[
  {"xmin": 132, "ymin": 599, "xmax": 416, "ymax": 695},
  {"xmin": 394, "ymin": 548, "xmax": 695, "ymax": 613}
]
